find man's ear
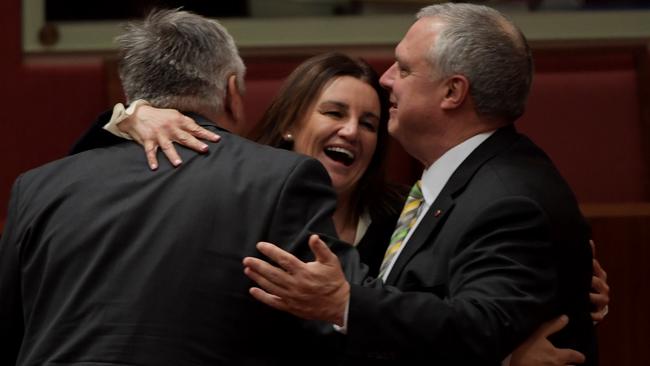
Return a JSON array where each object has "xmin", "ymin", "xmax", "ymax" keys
[
  {"xmin": 225, "ymin": 74, "xmax": 245, "ymax": 126},
  {"xmin": 440, "ymin": 75, "xmax": 469, "ymax": 110}
]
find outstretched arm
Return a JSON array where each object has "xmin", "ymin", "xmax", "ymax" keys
[
  {"xmin": 69, "ymin": 108, "xmax": 124, "ymax": 155},
  {"xmin": 70, "ymin": 102, "xmax": 220, "ymax": 169},
  {"xmin": 244, "ymin": 234, "xmax": 350, "ymax": 326},
  {"xmin": 113, "ymin": 103, "xmax": 219, "ymax": 169}
]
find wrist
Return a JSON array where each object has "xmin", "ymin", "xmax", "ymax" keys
[
  {"xmin": 334, "ymin": 281, "xmax": 350, "ymax": 327},
  {"xmin": 103, "ymin": 99, "xmax": 150, "ymax": 140}
]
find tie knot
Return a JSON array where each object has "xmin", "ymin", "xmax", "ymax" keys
[{"xmin": 409, "ymin": 180, "xmax": 423, "ymax": 201}]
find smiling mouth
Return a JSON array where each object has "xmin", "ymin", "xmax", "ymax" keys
[{"xmin": 324, "ymin": 146, "xmax": 355, "ymax": 166}]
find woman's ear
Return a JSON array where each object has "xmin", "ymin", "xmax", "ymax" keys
[
  {"xmin": 225, "ymin": 74, "xmax": 245, "ymax": 127},
  {"xmin": 440, "ymin": 75, "xmax": 469, "ymax": 110}
]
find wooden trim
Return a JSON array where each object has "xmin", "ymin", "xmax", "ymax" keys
[{"xmin": 580, "ymin": 202, "xmax": 650, "ymax": 218}]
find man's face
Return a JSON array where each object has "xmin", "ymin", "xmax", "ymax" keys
[{"xmin": 379, "ymin": 18, "xmax": 448, "ymax": 163}]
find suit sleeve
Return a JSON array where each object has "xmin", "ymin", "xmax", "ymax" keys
[
  {"xmin": 266, "ymin": 157, "xmax": 366, "ymax": 285},
  {"xmin": 69, "ymin": 108, "xmax": 125, "ymax": 155},
  {"xmin": 0, "ymin": 177, "xmax": 25, "ymax": 365},
  {"xmin": 346, "ymin": 196, "xmax": 557, "ymax": 363}
]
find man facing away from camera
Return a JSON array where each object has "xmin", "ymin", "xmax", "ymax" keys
[{"xmin": 0, "ymin": 9, "xmax": 357, "ymax": 366}]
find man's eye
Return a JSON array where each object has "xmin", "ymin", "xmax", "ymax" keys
[{"xmin": 399, "ymin": 68, "xmax": 409, "ymax": 77}]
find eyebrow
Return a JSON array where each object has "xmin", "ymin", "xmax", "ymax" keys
[
  {"xmin": 321, "ymin": 100, "xmax": 380, "ymax": 122},
  {"xmin": 320, "ymin": 100, "xmax": 348, "ymax": 109}
]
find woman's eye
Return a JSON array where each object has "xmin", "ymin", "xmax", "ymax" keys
[
  {"xmin": 323, "ymin": 111, "xmax": 343, "ymax": 118},
  {"xmin": 361, "ymin": 120, "xmax": 378, "ymax": 132}
]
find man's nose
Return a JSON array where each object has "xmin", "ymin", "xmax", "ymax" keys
[{"xmin": 379, "ymin": 62, "xmax": 396, "ymax": 90}]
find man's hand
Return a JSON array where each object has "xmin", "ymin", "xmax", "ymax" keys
[
  {"xmin": 119, "ymin": 105, "xmax": 220, "ymax": 170},
  {"xmin": 509, "ymin": 315, "xmax": 585, "ymax": 366},
  {"xmin": 242, "ymin": 234, "xmax": 350, "ymax": 326}
]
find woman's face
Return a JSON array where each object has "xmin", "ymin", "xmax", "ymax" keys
[{"xmin": 291, "ymin": 76, "xmax": 381, "ymax": 196}]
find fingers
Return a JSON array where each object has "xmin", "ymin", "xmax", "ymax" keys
[
  {"xmin": 589, "ymin": 239, "xmax": 595, "ymax": 257},
  {"xmin": 590, "ymin": 269, "xmax": 610, "ymax": 322},
  {"xmin": 123, "ymin": 106, "xmax": 221, "ymax": 168},
  {"xmin": 248, "ymin": 287, "xmax": 289, "ymax": 312},
  {"xmin": 591, "ymin": 272, "xmax": 609, "ymax": 296},
  {"xmin": 256, "ymin": 242, "xmax": 304, "ymax": 274},
  {"xmin": 590, "ymin": 303, "xmax": 608, "ymax": 323},
  {"xmin": 182, "ymin": 116, "xmax": 221, "ymax": 143},
  {"xmin": 159, "ymin": 139, "xmax": 182, "ymax": 167},
  {"xmin": 556, "ymin": 348, "xmax": 586, "ymax": 365},
  {"xmin": 590, "ymin": 289, "xmax": 609, "ymax": 322},
  {"xmin": 308, "ymin": 234, "xmax": 338, "ymax": 264},
  {"xmin": 143, "ymin": 140, "xmax": 159, "ymax": 170},
  {"xmin": 592, "ymin": 258, "xmax": 607, "ymax": 282},
  {"xmin": 243, "ymin": 263, "xmax": 291, "ymax": 296},
  {"xmin": 538, "ymin": 315, "xmax": 569, "ymax": 338},
  {"xmin": 175, "ymin": 131, "xmax": 209, "ymax": 153}
]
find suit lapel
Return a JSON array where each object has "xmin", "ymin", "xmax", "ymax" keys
[
  {"xmin": 385, "ymin": 195, "xmax": 454, "ymax": 284},
  {"xmin": 384, "ymin": 125, "xmax": 521, "ymax": 285}
]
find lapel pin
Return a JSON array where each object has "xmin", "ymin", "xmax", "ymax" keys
[{"xmin": 434, "ymin": 209, "xmax": 442, "ymax": 217}]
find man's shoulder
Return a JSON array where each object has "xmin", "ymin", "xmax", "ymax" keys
[
  {"xmin": 201, "ymin": 131, "xmax": 327, "ymax": 177},
  {"xmin": 462, "ymin": 130, "xmax": 583, "ymax": 220}
]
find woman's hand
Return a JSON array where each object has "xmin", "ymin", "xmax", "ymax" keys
[
  {"xmin": 589, "ymin": 240, "xmax": 610, "ymax": 323},
  {"xmin": 118, "ymin": 105, "xmax": 220, "ymax": 170},
  {"xmin": 509, "ymin": 316, "xmax": 585, "ymax": 366}
]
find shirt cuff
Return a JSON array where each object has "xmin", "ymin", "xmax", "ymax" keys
[
  {"xmin": 332, "ymin": 297, "xmax": 350, "ymax": 334},
  {"xmin": 102, "ymin": 99, "xmax": 150, "ymax": 140}
]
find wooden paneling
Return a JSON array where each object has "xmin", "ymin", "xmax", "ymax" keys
[{"xmin": 583, "ymin": 203, "xmax": 650, "ymax": 366}]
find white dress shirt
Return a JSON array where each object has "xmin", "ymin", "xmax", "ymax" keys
[
  {"xmin": 336, "ymin": 130, "xmax": 494, "ymax": 335},
  {"xmin": 379, "ymin": 130, "xmax": 494, "ymax": 282}
]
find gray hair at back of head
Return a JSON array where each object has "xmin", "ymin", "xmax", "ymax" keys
[
  {"xmin": 116, "ymin": 8, "xmax": 245, "ymax": 116},
  {"xmin": 416, "ymin": 3, "xmax": 533, "ymax": 122}
]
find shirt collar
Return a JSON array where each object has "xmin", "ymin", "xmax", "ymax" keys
[{"xmin": 420, "ymin": 130, "xmax": 495, "ymax": 204}]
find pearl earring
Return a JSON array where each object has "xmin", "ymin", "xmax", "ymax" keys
[{"xmin": 283, "ymin": 133, "xmax": 294, "ymax": 141}]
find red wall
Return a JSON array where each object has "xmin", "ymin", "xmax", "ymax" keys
[
  {"xmin": 0, "ymin": 0, "xmax": 108, "ymax": 225},
  {"xmin": 1, "ymin": 2, "xmax": 649, "ymax": 365},
  {"xmin": 2, "ymin": 0, "xmax": 649, "ymax": 225}
]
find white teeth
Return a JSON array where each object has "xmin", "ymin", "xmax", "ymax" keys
[{"xmin": 326, "ymin": 146, "xmax": 355, "ymax": 160}]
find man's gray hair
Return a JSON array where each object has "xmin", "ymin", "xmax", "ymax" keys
[
  {"xmin": 116, "ymin": 9, "xmax": 245, "ymax": 116},
  {"xmin": 417, "ymin": 3, "xmax": 533, "ymax": 122}
]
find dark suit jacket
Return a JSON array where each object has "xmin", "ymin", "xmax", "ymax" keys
[
  {"xmin": 356, "ymin": 209, "xmax": 401, "ymax": 278},
  {"xmin": 0, "ymin": 115, "xmax": 357, "ymax": 366},
  {"xmin": 345, "ymin": 125, "xmax": 597, "ymax": 365}
]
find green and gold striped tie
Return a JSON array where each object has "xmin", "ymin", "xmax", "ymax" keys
[{"xmin": 379, "ymin": 180, "xmax": 424, "ymax": 278}]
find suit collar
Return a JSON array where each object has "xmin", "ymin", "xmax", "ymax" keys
[
  {"xmin": 441, "ymin": 124, "xmax": 519, "ymax": 200},
  {"xmin": 384, "ymin": 124, "xmax": 521, "ymax": 284}
]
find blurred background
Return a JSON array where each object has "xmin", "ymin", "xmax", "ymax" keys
[{"xmin": 2, "ymin": 1, "xmax": 649, "ymax": 364}]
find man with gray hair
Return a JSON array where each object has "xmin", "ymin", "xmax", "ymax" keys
[
  {"xmin": 0, "ymin": 9, "xmax": 352, "ymax": 366},
  {"xmin": 243, "ymin": 3, "xmax": 598, "ymax": 365}
]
